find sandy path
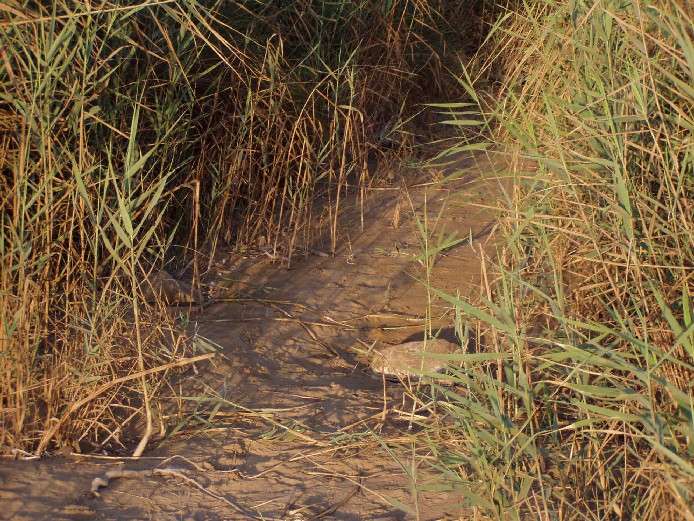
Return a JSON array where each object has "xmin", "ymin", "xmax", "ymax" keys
[{"xmin": 0, "ymin": 152, "xmax": 504, "ymax": 521}]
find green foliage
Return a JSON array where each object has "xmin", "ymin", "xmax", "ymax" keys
[
  {"xmin": 0, "ymin": 0, "xmax": 209, "ymax": 453},
  {"xmin": 425, "ymin": 0, "xmax": 694, "ymax": 519}
]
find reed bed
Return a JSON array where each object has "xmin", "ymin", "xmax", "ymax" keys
[
  {"xmin": 0, "ymin": 0, "xmax": 218, "ymax": 455},
  {"xmin": 426, "ymin": 0, "xmax": 693, "ymax": 519},
  {"xmin": 0, "ymin": 1, "xmax": 468, "ymax": 455}
]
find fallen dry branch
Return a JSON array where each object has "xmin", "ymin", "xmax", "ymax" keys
[
  {"xmin": 90, "ymin": 466, "xmax": 271, "ymax": 519},
  {"xmin": 91, "ymin": 465, "xmax": 363, "ymax": 521}
]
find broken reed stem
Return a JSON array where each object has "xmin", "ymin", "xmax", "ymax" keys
[{"xmin": 132, "ymin": 298, "xmax": 152, "ymax": 459}]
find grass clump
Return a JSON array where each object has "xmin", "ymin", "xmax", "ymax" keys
[
  {"xmin": 183, "ymin": 0, "xmax": 472, "ymax": 259},
  {"xmin": 0, "ymin": 0, "xmax": 219, "ymax": 455},
  {"xmin": 427, "ymin": 0, "xmax": 694, "ymax": 519}
]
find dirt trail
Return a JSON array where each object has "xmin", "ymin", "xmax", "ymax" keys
[{"xmin": 0, "ymin": 153, "xmax": 504, "ymax": 521}]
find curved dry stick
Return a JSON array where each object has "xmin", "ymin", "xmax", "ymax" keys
[
  {"xmin": 36, "ymin": 353, "xmax": 215, "ymax": 454},
  {"xmin": 309, "ymin": 471, "xmax": 362, "ymax": 520},
  {"xmin": 91, "ymin": 466, "xmax": 362, "ymax": 521}
]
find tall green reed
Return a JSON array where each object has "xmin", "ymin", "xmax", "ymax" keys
[
  {"xmin": 425, "ymin": 0, "xmax": 694, "ymax": 518},
  {"xmin": 0, "ymin": 0, "xmax": 219, "ymax": 454}
]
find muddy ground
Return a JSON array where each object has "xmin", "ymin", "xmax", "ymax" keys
[{"xmin": 0, "ymin": 152, "xmax": 505, "ymax": 520}]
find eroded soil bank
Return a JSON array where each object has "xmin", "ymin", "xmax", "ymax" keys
[{"xmin": 0, "ymin": 153, "xmax": 506, "ymax": 520}]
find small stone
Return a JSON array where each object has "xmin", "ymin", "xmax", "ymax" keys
[
  {"xmin": 369, "ymin": 339, "xmax": 458, "ymax": 378},
  {"xmin": 143, "ymin": 270, "xmax": 196, "ymax": 304}
]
